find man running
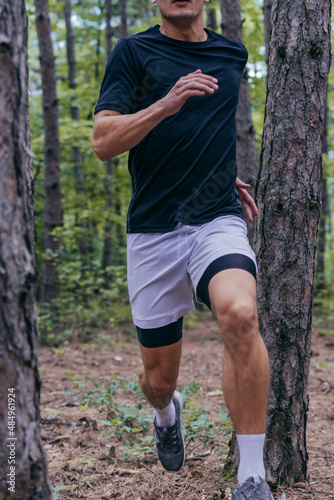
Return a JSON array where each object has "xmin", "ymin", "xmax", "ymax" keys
[{"xmin": 92, "ymin": 1, "xmax": 285, "ymax": 498}]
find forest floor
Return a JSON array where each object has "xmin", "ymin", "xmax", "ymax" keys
[{"xmin": 39, "ymin": 313, "xmax": 334, "ymax": 500}]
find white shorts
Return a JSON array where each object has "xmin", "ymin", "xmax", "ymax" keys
[{"xmin": 127, "ymin": 215, "xmax": 257, "ymax": 329}]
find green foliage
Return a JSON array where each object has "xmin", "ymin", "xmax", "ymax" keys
[
  {"xmin": 37, "ymin": 260, "xmax": 131, "ymax": 345},
  {"xmin": 64, "ymin": 373, "xmax": 232, "ymax": 460},
  {"xmin": 27, "ymin": 0, "xmax": 136, "ymax": 341},
  {"xmin": 240, "ymin": 0, "xmax": 267, "ymax": 155},
  {"xmin": 51, "ymin": 484, "xmax": 77, "ymax": 499}
]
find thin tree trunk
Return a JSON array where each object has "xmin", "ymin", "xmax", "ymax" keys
[
  {"xmin": 95, "ymin": 4, "xmax": 103, "ymax": 81},
  {"xmin": 103, "ymin": 0, "xmax": 129, "ymax": 278},
  {"xmin": 106, "ymin": 0, "xmax": 114, "ymax": 57},
  {"xmin": 64, "ymin": 0, "xmax": 90, "ymax": 283},
  {"xmin": 263, "ymin": 0, "xmax": 272, "ymax": 65},
  {"xmin": 119, "ymin": 0, "xmax": 128, "ymax": 38},
  {"xmin": 254, "ymin": 0, "xmax": 331, "ymax": 485},
  {"xmin": 315, "ymin": 102, "xmax": 329, "ymax": 290},
  {"xmin": 220, "ymin": 0, "xmax": 258, "ymax": 247},
  {"xmin": 0, "ymin": 0, "xmax": 52, "ymax": 497},
  {"xmin": 206, "ymin": 8, "xmax": 217, "ymax": 31},
  {"xmin": 102, "ymin": 159, "xmax": 114, "ymax": 287},
  {"xmin": 102, "ymin": 0, "xmax": 114, "ymax": 288},
  {"xmin": 114, "ymin": 173, "xmax": 125, "ymax": 263},
  {"xmin": 35, "ymin": 0, "xmax": 62, "ymax": 304},
  {"xmin": 116, "ymin": 0, "xmax": 128, "ymax": 253}
]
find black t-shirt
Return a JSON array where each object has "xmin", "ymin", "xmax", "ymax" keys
[{"xmin": 95, "ymin": 25, "xmax": 247, "ymax": 233}]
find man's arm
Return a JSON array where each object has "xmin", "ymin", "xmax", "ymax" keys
[
  {"xmin": 92, "ymin": 102, "xmax": 167, "ymax": 161},
  {"xmin": 92, "ymin": 69, "xmax": 218, "ymax": 161}
]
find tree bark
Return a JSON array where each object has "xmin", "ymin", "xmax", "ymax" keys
[
  {"xmin": 35, "ymin": 0, "xmax": 62, "ymax": 304},
  {"xmin": 0, "ymin": 0, "xmax": 52, "ymax": 497},
  {"xmin": 254, "ymin": 0, "xmax": 331, "ymax": 485},
  {"xmin": 64, "ymin": 0, "xmax": 91, "ymax": 283},
  {"xmin": 263, "ymin": 0, "xmax": 272, "ymax": 65},
  {"xmin": 220, "ymin": 0, "xmax": 258, "ymax": 247}
]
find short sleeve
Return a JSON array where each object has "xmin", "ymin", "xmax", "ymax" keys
[
  {"xmin": 242, "ymin": 44, "xmax": 249, "ymax": 63},
  {"xmin": 94, "ymin": 39, "xmax": 141, "ymax": 115}
]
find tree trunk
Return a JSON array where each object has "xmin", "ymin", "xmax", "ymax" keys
[
  {"xmin": 114, "ymin": 171, "xmax": 125, "ymax": 264},
  {"xmin": 206, "ymin": 8, "xmax": 217, "ymax": 31},
  {"xmin": 102, "ymin": 0, "xmax": 114, "ymax": 289},
  {"xmin": 220, "ymin": 432, "xmax": 238, "ymax": 482},
  {"xmin": 105, "ymin": 0, "xmax": 114, "ymax": 58},
  {"xmin": 263, "ymin": 0, "xmax": 272, "ymax": 65},
  {"xmin": 103, "ymin": 0, "xmax": 129, "ymax": 275},
  {"xmin": 35, "ymin": 0, "xmax": 62, "ymax": 304},
  {"xmin": 102, "ymin": 159, "xmax": 114, "ymax": 288},
  {"xmin": 220, "ymin": 0, "xmax": 258, "ymax": 247},
  {"xmin": 64, "ymin": 0, "xmax": 90, "ymax": 283},
  {"xmin": 315, "ymin": 102, "xmax": 329, "ymax": 290},
  {"xmin": 254, "ymin": 0, "xmax": 331, "ymax": 486},
  {"xmin": 119, "ymin": 0, "xmax": 128, "ymax": 38},
  {"xmin": 0, "ymin": 0, "xmax": 52, "ymax": 497},
  {"xmin": 95, "ymin": 2, "xmax": 103, "ymax": 81}
]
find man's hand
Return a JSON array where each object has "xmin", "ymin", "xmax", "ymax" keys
[
  {"xmin": 160, "ymin": 69, "xmax": 218, "ymax": 117},
  {"xmin": 235, "ymin": 177, "xmax": 258, "ymax": 223}
]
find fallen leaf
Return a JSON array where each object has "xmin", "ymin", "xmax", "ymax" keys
[{"xmin": 207, "ymin": 389, "xmax": 223, "ymax": 397}]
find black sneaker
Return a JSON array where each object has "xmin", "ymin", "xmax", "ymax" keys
[
  {"xmin": 154, "ymin": 391, "xmax": 185, "ymax": 472},
  {"xmin": 232, "ymin": 475, "xmax": 286, "ymax": 500}
]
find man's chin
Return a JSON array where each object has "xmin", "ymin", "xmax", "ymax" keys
[{"xmin": 161, "ymin": 11, "xmax": 198, "ymax": 22}]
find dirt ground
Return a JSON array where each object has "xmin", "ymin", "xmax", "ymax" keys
[{"xmin": 39, "ymin": 314, "xmax": 334, "ymax": 500}]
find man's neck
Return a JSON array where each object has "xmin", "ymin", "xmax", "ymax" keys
[{"xmin": 159, "ymin": 18, "xmax": 207, "ymax": 42}]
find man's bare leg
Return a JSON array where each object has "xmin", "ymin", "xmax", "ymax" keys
[
  {"xmin": 209, "ymin": 268, "xmax": 269, "ymax": 484},
  {"xmin": 139, "ymin": 339, "xmax": 185, "ymax": 472},
  {"xmin": 139, "ymin": 340, "xmax": 182, "ymax": 410}
]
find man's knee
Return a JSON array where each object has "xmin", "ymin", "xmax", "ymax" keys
[
  {"xmin": 213, "ymin": 298, "xmax": 258, "ymax": 345},
  {"xmin": 140, "ymin": 367, "xmax": 178, "ymax": 395}
]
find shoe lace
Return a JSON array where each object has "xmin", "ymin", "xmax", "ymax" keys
[{"xmin": 156, "ymin": 426, "xmax": 179, "ymax": 452}]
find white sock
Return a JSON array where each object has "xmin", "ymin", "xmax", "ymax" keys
[
  {"xmin": 154, "ymin": 399, "xmax": 176, "ymax": 427},
  {"xmin": 236, "ymin": 433, "xmax": 266, "ymax": 485}
]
